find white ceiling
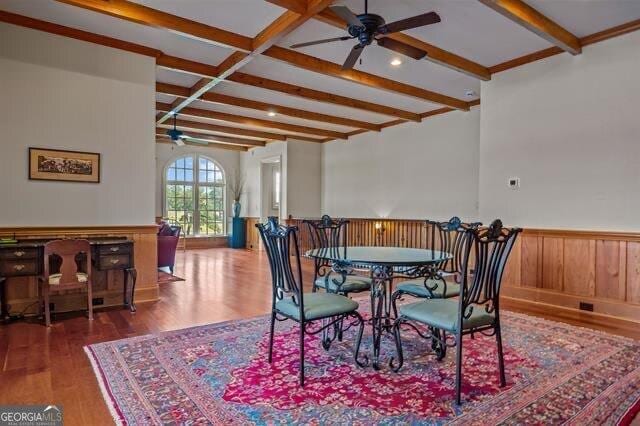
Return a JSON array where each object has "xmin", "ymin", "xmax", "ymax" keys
[{"xmin": 3, "ymin": 0, "xmax": 640, "ymax": 137}]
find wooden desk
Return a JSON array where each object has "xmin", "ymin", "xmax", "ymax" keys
[{"xmin": 0, "ymin": 237, "xmax": 137, "ymax": 321}]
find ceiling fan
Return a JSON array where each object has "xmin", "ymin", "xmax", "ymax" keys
[
  {"xmin": 166, "ymin": 113, "xmax": 187, "ymax": 146},
  {"xmin": 164, "ymin": 114, "xmax": 216, "ymax": 147},
  {"xmin": 290, "ymin": 0, "xmax": 441, "ymax": 70}
]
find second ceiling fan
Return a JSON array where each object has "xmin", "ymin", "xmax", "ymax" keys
[{"xmin": 290, "ymin": 0, "xmax": 441, "ymax": 70}]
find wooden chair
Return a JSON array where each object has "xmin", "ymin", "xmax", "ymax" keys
[
  {"xmin": 391, "ymin": 220, "xmax": 521, "ymax": 405},
  {"xmin": 40, "ymin": 239, "xmax": 93, "ymax": 327},
  {"xmin": 257, "ymin": 219, "xmax": 366, "ymax": 386}
]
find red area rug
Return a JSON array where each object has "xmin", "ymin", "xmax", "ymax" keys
[{"xmin": 85, "ymin": 306, "xmax": 640, "ymax": 424}]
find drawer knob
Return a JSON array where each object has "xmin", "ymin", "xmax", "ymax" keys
[
  {"xmin": 14, "ymin": 251, "xmax": 25, "ymax": 257},
  {"xmin": 109, "ymin": 247, "xmax": 120, "ymax": 252},
  {"xmin": 110, "ymin": 259, "xmax": 120, "ymax": 265},
  {"xmin": 13, "ymin": 264, "xmax": 25, "ymax": 271}
]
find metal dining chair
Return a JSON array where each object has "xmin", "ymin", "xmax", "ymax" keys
[
  {"xmin": 391, "ymin": 219, "xmax": 522, "ymax": 405},
  {"xmin": 391, "ymin": 217, "xmax": 481, "ymax": 316},
  {"xmin": 304, "ymin": 215, "xmax": 371, "ymax": 296},
  {"xmin": 40, "ymin": 239, "xmax": 93, "ymax": 327},
  {"xmin": 257, "ymin": 219, "xmax": 366, "ymax": 387}
]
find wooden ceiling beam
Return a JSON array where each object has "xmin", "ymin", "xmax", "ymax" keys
[
  {"xmin": 155, "ymin": 0, "xmax": 335, "ymax": 123},
  {"xmin": 490, "ymin": 18, "xmax": 640, "ymax": 74},
  {"xmin": 156, "ymin": 137, "xmax": 248, "ymax": 152},
  {"xmin": 164, "ymin": 117, "xmax": 288, "ymax": 141},
  {"xmin": 156, "ymin": 82, "xmax": 382, "ymax": 131},
  {"xmin": 229, "ymin": 73, "xmax": 422, "ymax": 122},
  {"xmin": 0, "ymin": 10, "xmax": 162, "ymax": 58},
  {"xmin": 58, "ymin": 0, "xmax": 468, "ymax": 111},
  {"xmin": 313, "ymin": 8, "xmax": 491, "ymax": 81},
  {"xmin": 157, "ymin": 102, "xmax": 348, "ymax": 139},
  {"xmin": 156, "ymin": 55, "xmax": 219, "ymax": 78},
  {"xmin": 155, "ymin": 127, "xmax": 266, "ymax": 147},
  {"xmin": 55, "ymin": 0, "xmax": 253, "ymax": 51},
  {"xmin": 478, "ymin": 0, "xmax": 581, "ymax": 55},
  {"xmin": 263, "ymin": 46, "xmax": 470, "ymax": 110}
]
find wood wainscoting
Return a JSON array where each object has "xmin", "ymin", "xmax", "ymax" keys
[
  {"xmin": 0, "ymin": 225, "xmax": 158, "ymax": 315},
  {"xmin": 285, "ymin": 218, "xmax": 640, "ymax": 326}
]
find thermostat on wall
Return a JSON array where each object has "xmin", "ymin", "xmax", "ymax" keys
[{"xmin": 508, "ymin": 177, "xmax": 520, "ymax": 189}]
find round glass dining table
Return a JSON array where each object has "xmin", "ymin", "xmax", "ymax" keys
[{"xmin": 306, "ymin": 246, "xmax": 452, "ymax": 369}]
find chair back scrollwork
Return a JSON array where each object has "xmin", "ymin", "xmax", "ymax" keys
[
  {"xmin": 427, "ymin": 216, "xmax": 482, "ymax": 275},
  {"xmin": 303, "ymin": 215, "xmax": 349, "ymax": 281},
  {"xmin": 256, "ymin": 221, "xmax": 304, "ymax": 310},
  {"xmin": 459, "ymin": 219, "xmax": 522, "ymax": 322}
]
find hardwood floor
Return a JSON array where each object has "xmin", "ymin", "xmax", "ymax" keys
[{"xmin": 0, "ymin": 248, "xmax": 637, "ymax": 425}]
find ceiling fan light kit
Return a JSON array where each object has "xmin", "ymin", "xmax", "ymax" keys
[{"xmin": 290, "ymin": 0, "xmax": 440, "ymax": 70}]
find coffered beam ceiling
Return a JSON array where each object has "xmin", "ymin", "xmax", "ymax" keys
[
  {"xmin": 478, "ymin": 0, "xmax": 581, "ymax": 55},
  {"xmin": 156, "ymin": 137, "xmax": 249, "ymax": 152},
  {"xmin": 160, "ymin": 117, "xmax": 287, "ymax": 142},
  {"xmin": 310, "ymin": 7, "xmax": 492, "ymax": 81},
  {"xmin": 156, "ymin": 82, "xmax": 381, "ymax": 132},
  {"xmin": 158, "ymin": 0, "xmax": 336, "ymax": 123},
  {"xmin": 0, "ymin": 10, "xmax": 420, "ymax": 125},
  {"xmin": 56, "ymin": 0, "xmax": 471, "ymax": 111},
  {"xmin": 156, "ymin": 102, "xmax": 346, "ymax": 140},
  {"xmin": 155, "ymin": 127, "xmax": 266, "ymax": 148}
]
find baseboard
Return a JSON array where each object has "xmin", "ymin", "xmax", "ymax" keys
[{"xmin": 500, "ymin": 296, "xmax": 640, "ymax": 337}]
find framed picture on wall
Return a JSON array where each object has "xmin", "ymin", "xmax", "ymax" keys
[{"xmin": 29, "ymin": 147, "xmax": 101, "ymax": 183}]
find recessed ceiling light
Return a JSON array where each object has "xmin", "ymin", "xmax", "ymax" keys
[
  {"xmin": 268, "ymin": 111, "xmax": 277, "ymax": 117},
  {"xmin": 390, "ymin": 58, "xmax": 402, "ymax": 66}
]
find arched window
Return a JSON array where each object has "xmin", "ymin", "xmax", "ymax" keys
[{"xmin": 165, "ymin": 154, "xmax": 225, "ymax": 236}]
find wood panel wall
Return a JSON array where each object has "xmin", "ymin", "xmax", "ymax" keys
[
  {"xmin": 0, "ymin": 225, "xmax": 158, "ymax": 315},
  {"xmin": 280, "ymin": 217, "xmax": 640, "ymax": 325}
]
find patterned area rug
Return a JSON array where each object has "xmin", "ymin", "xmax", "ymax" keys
[{"xmin": 85, "ymin": 306, "xmax": 640, "ymax": 425}]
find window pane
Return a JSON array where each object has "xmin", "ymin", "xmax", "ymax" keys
[
  {"xmin": 176, "ymin": 157, "xmax": 184, "ymax": 168},
  {"xmin": 199, "ymin": 157, "xmax": 207, "ymax": 170},
  {"xmin": 185, "ymin": 156, "xmax": 193, "ymax": 169},
  {"xmin": 185, "ymin": 169, "xmax": 193, "ymax": 182},
  {"xmin": 198, "ymin": 170, "xmax": 207, "ymax": 183},
  {"xmin": 167, "ymin": 167, "xmax": 176, "ymax": 181}
]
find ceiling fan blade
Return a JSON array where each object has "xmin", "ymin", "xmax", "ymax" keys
[
  {"xmin": 377, "ymin": 37, "xmax": 426, "ymax": 60},
  {"xmin": 290, "ymin": 36, "xmax": 353, "ymax": 49},
  {"xmin": 342, "ymin": 44, "xmax": 364, "ymax": 70},
  {"xmin": 330, "ymin": 5, "xmax": 364, "ymax": 28},
  {"xmin": 378, "ymin": 11, "xmax": 440, "ymax": 34},
  {"xmin": 182, "ymin": 136, "xmax": 208, "ymax": 145}
]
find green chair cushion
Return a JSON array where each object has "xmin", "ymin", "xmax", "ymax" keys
[
  {"xmin": 396, "ymin": 279, "xmax": 460, "ymax": 298},
  {"xmin": 276, "ymin": 293, "xmax": 359, "ymax": 321},
  {"xmin": 315, "ymin": 275, "xmax": 371, "ymax": 293},
  {"xmin": 399, "ymin": 299, "xmax": 495, "ymax": 333}
]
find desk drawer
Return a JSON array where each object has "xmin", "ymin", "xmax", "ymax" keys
[
  {"xmin": 97, "ymin": 244, "xmax": 131, "ymax": 256},
  {"xmin": 0, "ymin": 247, "xmax": 39, "ymax": 260},
  {"xmin": 97, "ymin": 254, "xmax": 131, "ymax": 270},
  {"xmin": 0, "ymin": 259, "xmax": 39, "ymax": 276}
]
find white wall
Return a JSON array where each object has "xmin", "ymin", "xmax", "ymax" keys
[
  {"xmin": 479, "ymin": 31, "xmax": 640, "ymax": 231},
  {"xmin": 240, "ymin": 142, "xmax": 287, "ymax": 219},
  {"xmin": 322, "ymin": 109, "xmax": 480, "ymax": 221},
  {"xmin": 287, "ymin": 141, "xmax": 322, "ymax": 219},
  {"xmin": 0, "ymin": 23, "xmax": 155, "ymax": 226},
  {"xmin": 155, "ymin": 143, "xmax": 241, "ymax": 222}
]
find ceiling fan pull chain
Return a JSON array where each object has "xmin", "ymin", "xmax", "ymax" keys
[{"xmin": 365, "ymin": 0, "xmax": 368, "ymax": 14}]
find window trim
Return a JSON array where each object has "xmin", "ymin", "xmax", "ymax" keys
[{"xmin": 163, "ymin": 153, "xmax": 227, "ymax": 237}]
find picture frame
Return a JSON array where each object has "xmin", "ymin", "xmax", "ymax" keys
[{"xmin": 29, "ymin": 147, "xmax": 101, "ymax": 183}]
